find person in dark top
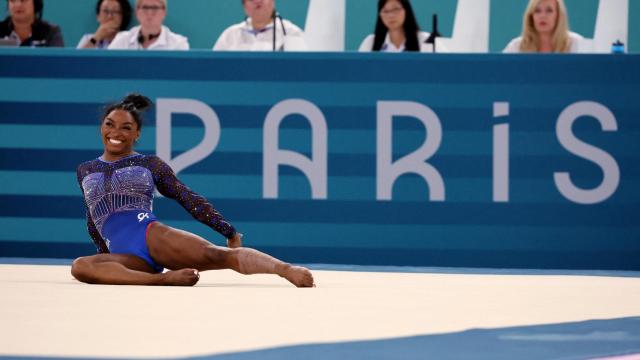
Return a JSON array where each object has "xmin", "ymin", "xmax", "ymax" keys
[
  {"xmin": 71, "ymin": 94, "xmax": 315, "ymax": 287},
  {"xmin": 0, "ymin": 0, "xmax": 63, "ymax": 47}
]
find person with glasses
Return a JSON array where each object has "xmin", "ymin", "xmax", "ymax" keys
[
  {"xmin": 0, "ymin": 0, "xmax": 63, "ymax": 47},
  {"xmin": 359, "ymin": 0, "xmax": 442, "ymax": 53},
  {"xmin": 77, "ymin": 0, "xmax": 131, "ymax": 49},
  {"xmin": 213, "ymin": 0, "xmax": 307, "ymax": 51},
  {"xmin": 503, "ymin": 0, "xmax": 582, "ymax": 53},
  {"xmin": 108, "ymin": 0, "xmax": 188, "ymax": 50}
]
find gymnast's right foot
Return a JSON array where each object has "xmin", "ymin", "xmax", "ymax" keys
[{"xmin": 162, "ymin": 268, "xmax": 200, "ymax": 286}]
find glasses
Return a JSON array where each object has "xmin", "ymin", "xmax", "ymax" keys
[
  {"xmin": 100, "ymin": 8, "xmax": 122, "ymax": 16},
  {"xmin": 380, "ymin": 6, "xmax": 404, "ymax": 16},
  {"xmin": 138, "ymin": 5, "xmax": 165, "ymax": 13}
]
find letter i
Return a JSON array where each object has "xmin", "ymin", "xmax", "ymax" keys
[{"xmin": 493, "ymin": 102, "xmax": 510, "ymax": 202}]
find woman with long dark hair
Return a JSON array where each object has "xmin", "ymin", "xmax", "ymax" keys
[
  {"xmin": 358, "ymin": 0, "xmax": 435, "ymax": 52},
  {"xmin": 71, "ymin": 94, "xmax": 314, "ymax": 287}
]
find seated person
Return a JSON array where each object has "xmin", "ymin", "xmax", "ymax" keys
[
  {"xmin": 503, "ymin": 0, "xmax": 582, "ymax": 53},
  {"xmin": 0, "ymin": 0, "xmax": 63, "ymax": 47},
  {"xmin": 108, "ymin": 0, "xmax": 188, "ymax": 50},
  {"xmin": 214, "ymin": 0, "xmax": 307, "ymax": 51},
  {"xmin": 359, "ymin": 0, "xmax": 443, "ymax": 53},
  {"xmin": 77, "ymin": 0, "xmax": 132, "ymax": 49}
]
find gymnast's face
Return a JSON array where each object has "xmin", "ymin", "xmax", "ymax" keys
[{"xmin": 101, "ymin": 110, "xmax": 140, "ymax": 158}]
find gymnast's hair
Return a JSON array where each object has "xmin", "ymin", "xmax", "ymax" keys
[{"xmin": 102, "ymin": 93, "xmax": 152, "ymax": 130}]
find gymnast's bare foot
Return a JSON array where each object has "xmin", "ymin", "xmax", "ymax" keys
[
  {"xmin": 279, "ymin": 264, "xmax": 315, "ymax": 287},
  {"xmin": 162, "ymin": 268, "xmax": 200, "ymax": 286}
]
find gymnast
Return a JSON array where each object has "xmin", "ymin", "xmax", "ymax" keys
[{"xmin": 70, "ymin": 94, "xmax": 314, "ymax": 287}]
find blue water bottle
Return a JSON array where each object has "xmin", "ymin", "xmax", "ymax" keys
[{"xmin": 611, "ymin": 40, "xmax": 625, "ymax": 54}]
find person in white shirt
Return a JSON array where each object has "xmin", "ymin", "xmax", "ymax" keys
[
  {"xmin": 503, "ymin": 0, "xmax": 582, "ymax": 53},
  {"xmin": 213, "ymin": 0, "xmax": 307, "ymax": 51},
  {"xmin": 359, "ymin": 0, "xmax": 443, "ymax": 53},
  {"xmin": 108, "ymin": 0, "xmax": 189, "ymax": 50},
  {"xmin": 77, "ymin": 0, "xmax": 132, "ymax": 49}
]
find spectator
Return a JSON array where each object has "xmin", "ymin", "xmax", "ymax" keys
[
  {"xmin": 359, "ymin": 0, "xmax": 442, "ymax": 53},
  {"xmin": 503, "ymin": 0, "xmax": 582, "ymax": 53},
  {"xmin": 77, "ymin": 0, "xmax": 132, "ymax": 49},
  {"xmin": 0, "ymin": 0, "xmax": 63, "ymax": 47},
  {"xmin": 108, "ymin": 0, "xmax": 188, "ymax": 50},
  {"xmin": 214, "ymin": 0, "xmax": 307, "ymax": 51}
]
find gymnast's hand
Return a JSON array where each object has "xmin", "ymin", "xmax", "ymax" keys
[{"xmin": 227, "ymin": 233, "xmax": 243, "ymax": 248}]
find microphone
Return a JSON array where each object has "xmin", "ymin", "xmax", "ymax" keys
[
  {"xmin": 425, "ymin": 13, "xmax": 441, "ymax": 53},
  {"xmin": 272, "ymin": 9, "xmax": 276, "ymax": 51},
  {"xmin": 272, "ymin": 9, "xmax": 287, "ymax": 52}
]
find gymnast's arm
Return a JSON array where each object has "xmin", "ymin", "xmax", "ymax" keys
[
  {"xmin": 86, "ymin": 211, "xmax": 109, "ymax": 254},
  {"xmin": 149, "ymin": 156, "xmax": 239, "ymax": 242},
  {"xmin": 76, "ymin": 167, "xmax": 109, "ymax": 254}
]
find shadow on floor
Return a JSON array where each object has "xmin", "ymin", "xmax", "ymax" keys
[
  {"xmin": 191, "ymin": 317, "xmax": 640, "ymax": 360},
  {"xmin": 2, "ymin": 317, "xmax": 638, "ymax": 360}
]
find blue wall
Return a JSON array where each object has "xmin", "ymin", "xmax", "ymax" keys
[
  {"xmin": 0, "ymin": 49, "xmax": 639, "ymax": 270},
  {"xmin": 0, "ymin": 0, "xmax": 638, "ymax": 52}
]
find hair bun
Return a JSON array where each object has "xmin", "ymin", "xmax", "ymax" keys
[{"xmin": 121, "ymin": 93, "xmax": 152, "ymax": 112}]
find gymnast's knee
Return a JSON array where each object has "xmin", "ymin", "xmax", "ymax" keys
[
  {"xmin": 204, "ymin": 246, "xmax": 239, "ymax": 270},
  {"xmin": 71, "ymin": 257, "xmax": 96, "ymax": 283}
]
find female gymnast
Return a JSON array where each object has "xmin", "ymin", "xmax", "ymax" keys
[{"xmin": 71, "ymin": 94, "xmax": 315, "ymax": 287}]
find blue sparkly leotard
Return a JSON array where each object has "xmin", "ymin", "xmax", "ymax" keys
[{"xmin": 76, "ymin": 153, "xmax": 237, "ymax": 270}]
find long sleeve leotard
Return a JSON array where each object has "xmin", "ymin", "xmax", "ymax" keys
[{"xmin": 76, "ymin": 154, "xmax": 237, "ymax": 253}]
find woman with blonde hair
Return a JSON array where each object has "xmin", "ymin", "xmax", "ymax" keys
[{"xmin": 503, "ymin": 0, "xmax": 582, "ymax": 53}]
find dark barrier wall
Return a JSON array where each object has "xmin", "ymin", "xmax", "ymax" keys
[{"xmin": 0, "ymin": 49, "xmax": 639, "ymax": 270}]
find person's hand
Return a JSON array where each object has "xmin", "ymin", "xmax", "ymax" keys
[
  {"xmin": 227, "ymin": 233, "xmax": 243, "ymax": 248},
  {"xmin": 94, "ymin": 20, "xmax": 120, "ymax": 41}
]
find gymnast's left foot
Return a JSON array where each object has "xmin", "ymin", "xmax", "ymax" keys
[{"xmin": 278, "ymin": 264, "xmax": 315, "ymax": 287}]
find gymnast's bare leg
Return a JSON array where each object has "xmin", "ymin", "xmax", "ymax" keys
[
  {"xmin": 71, "ymin": 253, "xmax": 200, "ymax": 286},
  {"xmin": 146, "ymin": 222, "xmax": 315, "ymax": 287}
]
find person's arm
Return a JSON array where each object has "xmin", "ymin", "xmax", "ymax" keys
[
  {"xmin": 47, "ymin": 24, "xmax": 64, "ymax": 47},
  {"xmin": 177, "ymin": 35, "xmax": 190, "ymax": 50},
  {"xmin": 213, "ymin": 27, "xmax": 233, "ymax": 51},
  {"xmin": 79, "ymin": 20, "xmax": 120, "ymax": 49},
  {"xmin": 358, "ymin": 35, "xmax": 374, "ymax": 52},
  {"xmin": 107, "ymin": 31, "xmax": 128, "ymax": 49},
  {"xmin": 76, "ymin": 167, "xmax": 109, "ymax": 253},
  {"xmin": 149, "ymin": 156, "xmax": 238, "ymax": 241},
  {"xmin": 76, "ymin": 34, "xmax": 91, "ymax": 49},
  {"xmin": 502, "ymin": 37, "xmax": 521, "ymax": 53},
  {"xmin": 86, "ymin": 211, "xmax": 109, "ymax": 253}
]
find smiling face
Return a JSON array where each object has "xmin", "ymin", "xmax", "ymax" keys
[
  {"xmin": 532, "ymin": 0, "xmax": 558, "ymax": 35},
  {"xmin": 101, "ymin": 109, "xmax": 140, "ymax": 159}
]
